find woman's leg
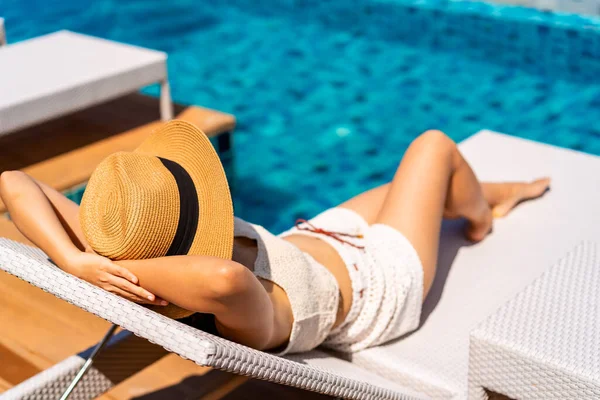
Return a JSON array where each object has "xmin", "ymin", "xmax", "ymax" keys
[
  {"xmin": 374, "ymin": 130, "xmax": 490, "ymax": 297},
  {"xmin": 339, "ymin": 130, "xmax": 550, "ymax": 298},
  {"xmin": 340, "ymin": 180, "xmax": 550, "ymax": 225}
]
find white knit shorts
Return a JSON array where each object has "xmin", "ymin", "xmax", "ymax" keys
[{"xmin": 281, "ymin": 207, "xmax": 424, "ymax": 352}]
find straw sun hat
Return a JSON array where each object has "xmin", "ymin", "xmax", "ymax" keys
[{"xmin": 80, "ymin": 120, "xmax": 234, "ymax": 319}]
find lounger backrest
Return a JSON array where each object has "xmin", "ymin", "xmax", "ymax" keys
[{"xmin": 0, "ymin": 238, "xmax": 424, "ymax": 400}]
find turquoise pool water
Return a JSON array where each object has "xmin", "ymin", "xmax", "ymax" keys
[{"xmin": 5, "ymin": 0, "xmax": 600, "ymax": 232}]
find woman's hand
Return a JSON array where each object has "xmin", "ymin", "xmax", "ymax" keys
[{"xmin": 67, "ymin": 250, "xmax": 168, "ymax": 306}]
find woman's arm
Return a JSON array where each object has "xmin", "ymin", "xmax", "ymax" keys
[
  {"xmin": 31, "ymin": 179, "xmax": 90, "ymax": 252},
  {"xmin": 0, "ymin": 171, "xmax": 281, "ymax": 349},
  {"xmin": 0, "ymin": 171, "xmax": 163, "ymax": 305},
  {"xmin": 119, "ymin": 256, "xmax": 280, "ymax": 350},
  {"xmin": 0, "ymin": 171, "xmax": 85, "ymax": 269}
]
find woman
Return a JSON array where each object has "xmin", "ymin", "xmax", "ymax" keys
[{"xmin": 0, "ymin": 121, "xmax": 549, "ymax": 354}]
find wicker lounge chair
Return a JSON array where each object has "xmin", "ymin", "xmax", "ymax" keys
[
  {"xmin": 346, "ymin": 131, "xmax": 600, "ymax": 398},
  {"xmin": 1, "ymin": 130, "xmax": 599, "ymax": 399}
]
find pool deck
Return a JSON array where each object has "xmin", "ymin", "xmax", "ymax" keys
[{"xmin": 0, "ymin": 94, "xmax": 329, "ymax": 399}]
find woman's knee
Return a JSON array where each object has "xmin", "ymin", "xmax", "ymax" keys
[
  {"xmin": 413, "ymin": 130, "xmax": 455, "ymax": 150},
  {"xmin": 395, "ymin": 130, "xmax": 458, "ymax": 178},
  {"xmin": 405, "ymin": 130, "xmax": 457, "ymax": 162}
]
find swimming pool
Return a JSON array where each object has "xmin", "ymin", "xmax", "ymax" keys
[{"xmin": 5, "ymin": 0, "xmax": 600, "ymax": 232}]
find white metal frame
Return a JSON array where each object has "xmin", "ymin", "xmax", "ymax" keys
[{"xmin": 0, "ymin": 18, "xmax": 6, "ymax": 46}]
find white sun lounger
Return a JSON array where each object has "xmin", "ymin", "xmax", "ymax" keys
[
  {"xmin": 0, "ymin": 30, "xmax": 172, "ymax": 136},
  {"xmin": 1, "ymin": 130, "xmax": 599, "ymax": 399},
  {"xmin": 0, "ymin": 240, "xmax": 423, "ymax": 400},
  {"xmin": 348, "ymin": 131, "xmax": 600, "ymax": 398}
]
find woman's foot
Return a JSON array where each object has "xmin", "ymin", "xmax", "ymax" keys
[
  {"xmin": 486, "ymin": 178, "xmax": 551, "ymax": 218},
  {"xmin": 465, "ymin": 177, "xmax": 551, "ymax": 242}
]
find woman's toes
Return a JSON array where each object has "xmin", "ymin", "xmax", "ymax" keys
[
  {"xmin": 492, "ymin": 177, "xmax": 551, "ymax": 218},
  {"xmin": 523, "ymin": 177, "xmax": 551, "ymax": 199}
]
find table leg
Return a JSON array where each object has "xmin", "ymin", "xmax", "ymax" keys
[
  {"xmin": 160, "ymin": 79, "xmax": 173, "ymax": 121},
  {"xmin": 0, "ymin": 18, "xmax": 6, "ymax": 46}
]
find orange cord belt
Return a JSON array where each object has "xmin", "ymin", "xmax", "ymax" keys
[{"xmin": 294, "ymin": 219, "xmax": 365, "ymax": 250}]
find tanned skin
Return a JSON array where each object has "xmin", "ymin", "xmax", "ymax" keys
[{"xmin": 0, "ymin": 130, "xmax": 550, "ymax": 351}]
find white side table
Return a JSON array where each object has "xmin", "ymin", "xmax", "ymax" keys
[
  {"xmin": 0, "ymin": 30, "xmax": 172, "ymax": 135},
  {"xmin": 469, "ymin": 241, "xmax": 600, "ymax": 399}
]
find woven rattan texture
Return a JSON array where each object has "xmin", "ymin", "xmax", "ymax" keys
[
  {"xmin": 469, "ymin": 241, "xmax": 600, "ymax": 399},
  {"xmin": 0, "ymin": 238, "xmax": 421, "ymax": 400},
  {"xmin": 1, "ymin": 356, "xmax": 112, "ymax": 400}
]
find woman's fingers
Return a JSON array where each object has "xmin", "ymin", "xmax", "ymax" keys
[
  {"xmin": 105, "ymin": 262, "xmax": 138, "ymax": 284},
  {"xmin": 153, "ymin": 296, "xmax": 169, "ymax": 306},
  {"xmin": 107, "ymin": 286, "xmax": 153, "ymax": 304},
  {"xmin": 95, "ymin": 259, "xmax": 168, "ymax": 306},
  {"xmin": 105, "ymin": 274, "xmax": 166, "ymax": 305}
]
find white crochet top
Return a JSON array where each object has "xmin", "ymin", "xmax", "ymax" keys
[{"xmin": 234, "ymin": 217, "xmax": 340, "ymax": 355}]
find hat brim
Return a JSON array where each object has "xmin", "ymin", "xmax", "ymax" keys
[
  {"xmin": 135, "ymin": 121, "xmax": 234, "ymax": 319},
  {"xmin": 135, "ymin": 120, "xmax": 234, "ymax": 261}
]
